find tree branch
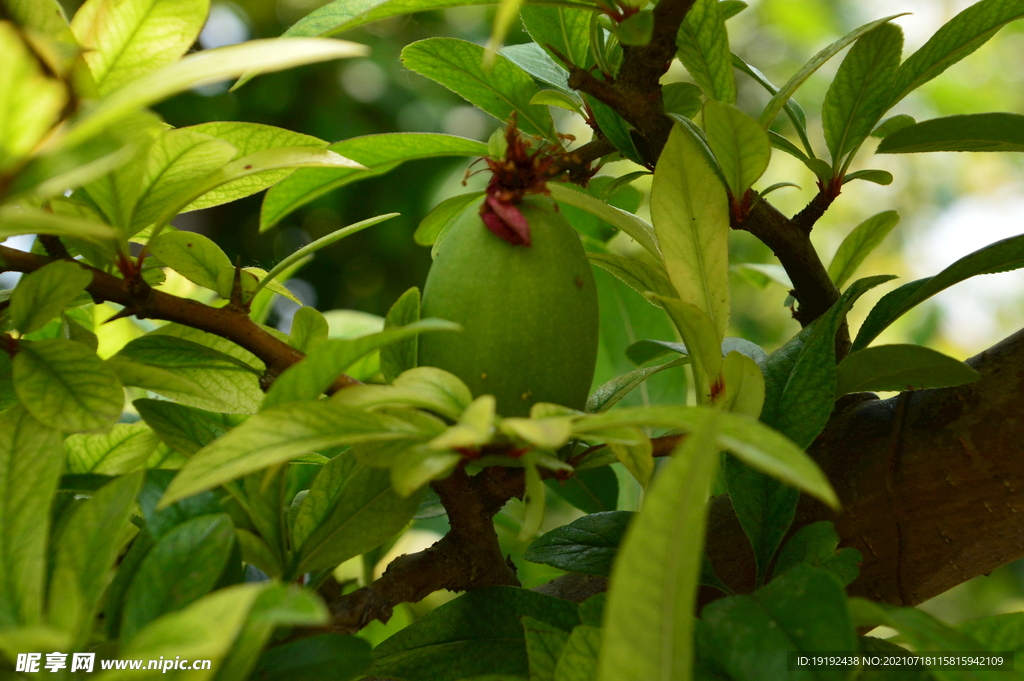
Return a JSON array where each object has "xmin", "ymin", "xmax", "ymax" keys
[{"xmin": 0, "ymin": 244, "xmax": 324, "ymax": 381}]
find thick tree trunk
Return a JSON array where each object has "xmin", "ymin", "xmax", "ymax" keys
[{"xmin": 702, "ymin": 326, "xmax": 1024, "ymax": 608}]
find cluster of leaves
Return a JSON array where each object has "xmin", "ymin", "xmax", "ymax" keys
[{"xmin": 3, "ymin": 0, "xmax": 1024, "ymax": 679}]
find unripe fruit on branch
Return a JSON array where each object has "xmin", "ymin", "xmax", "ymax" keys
[{"xmin": 419, "ymin": 195, "xmax": 599, "ymax": 416}]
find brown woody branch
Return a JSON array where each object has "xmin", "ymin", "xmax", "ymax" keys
[{"xmin": 0, "ymin": 244, "xmax": 354, "ymax": 385}]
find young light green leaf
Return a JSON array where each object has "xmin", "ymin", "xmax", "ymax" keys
[
  {"xmin": 429, "ymin": 394, "xmax": 496, "ymax": 450},
  {"xmin": 733, "ymin": 262, "xmax": 793, "ymax": 289},
  {"xmin": 9, "ymin": 260, "xmax": 92, "ymax": 335},
  {"xmin": 616, "ymin": 10, "xmax": 653, "ymax": 46},
  {"xmin": 703, "ymin": 99, "xmax": 771, "ymax": 199},
  {"xmin": 264, "ymin": 319, "xmax": 459, "ymax": 409},
  {"xmin": 586, "ymin": 357, "xmax": 690, "ymax": 413},
  {"xmin": 3, "ymin": 0, "xmax": 72, "ymax": 39},
  {"xmin": 842, "ymin": 169, "xmax": 893, "ymax": 186},
  {"xmin": 556, "ymin": 625, "xmax": 601, "ymax": 681},
  {"xmin": 290, "ymin": 306, "xmax": 329, "ymax": 354},
  {"xmin": 0, "ymin": 407, "xmax": 64, "ymax": 629},
  {"xmin": 71, "ymin": 0, "xmax": 210, "ymax": 95},
  {"xmin": 115, "ymin": 335, "xmax": 263, "ymax": 414},
  {"xmin": 822, "ymin": 22, "xmax": 903, "ymax": 166},
  {"xmin": 292, "ymin": 452, "xmax": 424, "ymax": 574},
  {"xmin": 261, "ymin": 133, "xmax": 487, "ymax": 231},
  {"xmin": 126, "ymin": 128, "xmax": 238, "ymax": 235},
  {"xmin": 334, "ymin": 367, "xmax": 473, "ymax": 422},
  {"xmin": 120, "ymin": 514, "xmax": 235, "ymax": 644},
  {"xmin": 877, "ymin": 112, "xmax": 1024, "ymax": 153},
  {"xmin": 62, "ymin": 38, "xmax": 368, "ymax": 148},
  {"xmin": 283, "ymin": 0, "xmax": 510, "ymax": 39},
  {"xmin": 836, "ymin": 344, "xmax": 980, "ymax": 397},
  {"xmin": 147, "ymin": 230, "xmax": 232, "ymax": 291},
  {"xmin": 854, "ymin": 233, "xmax": 1024, "ymax": 350},
  {"xmin": 48, "ymin": 472, "xmax": 144, "ymax": 643},
  {"xmin": 651, "ymin": 123, "xmax": 731, "ymax": 340},
  {"xmin": 759, "ymin": 15, "xmax": 903, "ymax": 129},
  {"xmin": 597, "ymin": 413, "xmax": 719, "ymax": 681},
  {"xmin": 390, "ymin": 446, "xmax": 461, "ymax": 498},
  {"xmin": 520, "ymin": 5, "xmax": 591, "ymax": 69},
  {"xmin": 548, "ymin": 184, "xmax": 659, "ymax": 258},
  {"xmin": 531, "ymin": 89, "xmax": 584, "ymax": 113},
  {"xmin": 500, "ymin": 416, "xmax": 574, "ymax": 450},
  {"xmin": 255, "ymin": 213, "xmax": 399, "ymax": 296},
  {"xmin": 889, "ymin": 0, "xmax": 1024, "ymax": 107},
  {"xmin": 159, "ymin": 401, "xmax": 429, "ymax": 507},
  {"xmin": 654, "ymin": 297, "xmax": 723, "ymax": 404},
  {"xmin": 13, "ymin": 339, "xmax": 123, "ymax": 432},
  {"xmin": 0, "ymin": 207, "xmax": 117, "ymax": 242},
  {"xmin": 587, "ymin": 253, "xmax": 676, "ymax": 300},
  {"xmin": 401, "ymin": 38, "xmax": 555, "ymax": 141},
  {"xmin": 574, "ymin": 405, "xmax": 838, "ymax": 508},
  {"xmin": 415, "ymin": 192, "xmax": 484, "ymax": 248},
  {"xmin": 65, "ymin": 422, "xmax": 160, "ymax": 475},
  {"xmin": 675, "ymin": 0, "xmax": 736, "ymax": 103},
  {"xmin": 720, "ymin": 350, "xmax": 765, "ymax": 418},
  {"xmin": 182, "ymin": 122, "xmax": 328, "ymax": 212},
  {"xmin": 828, "ymin": 210, "xmax": 899, "ymax": 288}
]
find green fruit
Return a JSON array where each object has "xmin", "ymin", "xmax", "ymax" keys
[{"xmin": 419, "ymin": 195, "xmax": 599, "ymax": 417}]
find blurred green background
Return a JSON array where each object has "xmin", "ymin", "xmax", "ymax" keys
[{"xmin": 40, "ymin": 0, "xmax": 1024, "ymax": 635}]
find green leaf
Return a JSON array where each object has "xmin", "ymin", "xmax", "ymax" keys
[
  {"xmin": 703, "ymin": 99, "xmax": 771, "ymax": 199},
  {"xmin": 371, "ymin": 587, "xmax": 580, "ymax": 681},
  {"xmin": 137, "ymin": 470, "xmax": 223, "ymax": 539},
  {"xmin": 548, "ymin": 466, "xmax": 619, "ymax": 514},
  {"xmin": 108, "ymin": 583, "xmax": 267, "ymax": 681},
  {"xmin": 548, "ymin": 184, "xmax": 659, "ymax": 258},
  {"xmin": 0, "ymin": 206, "xmax": 117, "ymax": 242},
  {"xmin": 48, "ymin": 472, "xmax": 144, "ymax": 643},
  {"xmin": 401, "ymin": 38, "xmax": 555, "ymax": 141},
  {"xmin": 597, "ymin": 413, "xmax": 719, "ymax": 681},
  {"xmin": 65, "ymin": 422, "xmax": 160, "ymax": 475},
  {"xmin": 662, "ymin": 82, "xmax": 703, "ymax": 119},
  {"xmin": 763, "ymin": 275, "xmax": 894, "ymax": 448},
  {"xmin": 652, "ymin": 123, "xmax": 731, "ymax": 340},
  {"xmin": 0, "ymin": 23, "xmax": 66, "ymax": 171},
  {"xmin": 720, "ymin": 350, "xmax": 765, "ymax": 418},
  {"xmin": 836, "ymin": 344, "xmax": 980, "ymax": 397},
  {"xmin": 115, "ymin": 335, "xmax": 263, "ymax": 414},
  {"xmin": 871, "ymin": 113, "xmax": 915, "ymax": 138},
  {"xmin": 587, "ymin": 253, "xmax": 675, "ymax": 301},
  {"xmin": 587, "ymin": 357, "xmax": 690, "ymax": 413},
  {"xmin": 523, "ymin": 616, "xmax": 569, "ymax": 681},
  {"xmin": 719, "ymin": 0, "xmax": 747, "ymax": 20},
  {"xmin": 520, "ymin": 5, "xmax": 591, "ymax": 69},
  {"xmin": 126, "ymin": 129, "xmax": 238, "ymax": 235},
  {"xmin": 616, "ymin": 10, "xmax": 653, "ymax": 46},
  {"xmin": 134, "ymin": 400, "xmax": 235, "ymax": 457},
  {"xmin": 877, "ymin": 112, "xmax": 1024, "ymax": 153},
  {"xmin": 3, "ymin": 0, "xmax": 71, "ymax": 38},
  {"xmin": 575, "ymin": 405, "xmax": 839, "ymax": 508},
  {"xmin": 759, "ymin": 15, "xmax": 904, "ymax": 128},
  {"xmin": 702, "ymin": 565, "xmax": 858, "ymax": 681},
  {"xmin": 261, "ymin": 133, "xmax": 486, "ymax": 231},
  {"xmin": 827, "ymin": 210, "xmax": 899, "ymax": 289},
  {"xmin": 625, "ymin": 339, "xmax": 688, "ymax": 366},
  {"xmin": 654, "ymin": 297, "xmax": 723, "ymax": 403},
  {"xmin": 282, "ymin": 0, "xmax": 509, "ymax": 38},
  {"xmin": 380, "ymin": 288, "xmax": 421, "ymax": 384},
  {"xmin": 854, "ymin": 234, "xmax": 1024, "ymax": 350},
  {"xmin": 63, "ymin": 38, "xmax": 368, "ymax": 148},
  {"xmin": 263, "ymin": 319, "xmax": 459, "ymax": 408},
  {"xmin": 889, "ymin": 0, "xmax": 1024, "ymax": 107},
  {"xmin": 148, "ymin": 229, "xmax": 231, "ymax": 291},
  {"xmin": 9, "ymin": 260, "xmax": 92, "ymax": 334},
  {"xmin": 585, "ymin": 95, "xmax": 645, "ymax": 165},
  {"xmin": 773, "ymin": 521, "xmax": 862, "ymax": 587},
  {"xmin": 0, "ymin": 407, "xmax": 64, "ymax": 628},
  {"xmin": 415, "ymin": 192, "xmax": 484, "ymax": 248},
  {"xmin": 291, "ymin": 452, "xmax": 423, "ymax": 574},
  {"xmin": 255, "ymin": 213, "xmax": 398, "ymax": 296},
  {"xmin": 958, "ymin": 612, "xmax": 1024, "ymax": 653},
  {"xmin": 183, "ymin": 122, "xmax": 329, "ymax": 212},
  {"xmin": 252, "ymin": 632, "xmax": 372, "ymax": 681},
  {"xmin": 555, "ymin": 625, "xmax": 601, "ymax": 681},
  {"xmin": 733, "ymin": 54, "xmax": 811, "ymax": 155},
  {"xmin": 70, "ymin": 0, "xmax": 210, "ymax": 95},
  {"xmin": 843, "ymin": 169, "xmax": 893, "ymax": 185},
  {"xmin": 120, "ymin": 514, "xmax": 236, "ymax": 643},
  {"xmin": 13, "ymin": 338, "xmax": 123, "ymax": 432},
  {"xmin": 822, "ymin": 23, "xmax": 902, "ymax": 166},
  {"xmin": 213, "ymin": 585, "xmax": 329, "ymax": 681},
  {"xmin": 159, "ymin": 401, "xmax": 428, "ymax": 507},
  {"xmin": 337, "ymin": 368, "xmax": 472, "ymax": 423},
  {"xmin": 675, "ymin": 0, "xmax": 736, "ymax": 103},
  {"xmin": 501, "ymin": 43, "xmax": 575, "ymax": 97},
  {"xmin": 525, "ymin": 511, "xmax": 632, "ymax": 576},
  {"xmin": 289, "ymin": 307, "xmax": 329, "ymax": 354}
]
